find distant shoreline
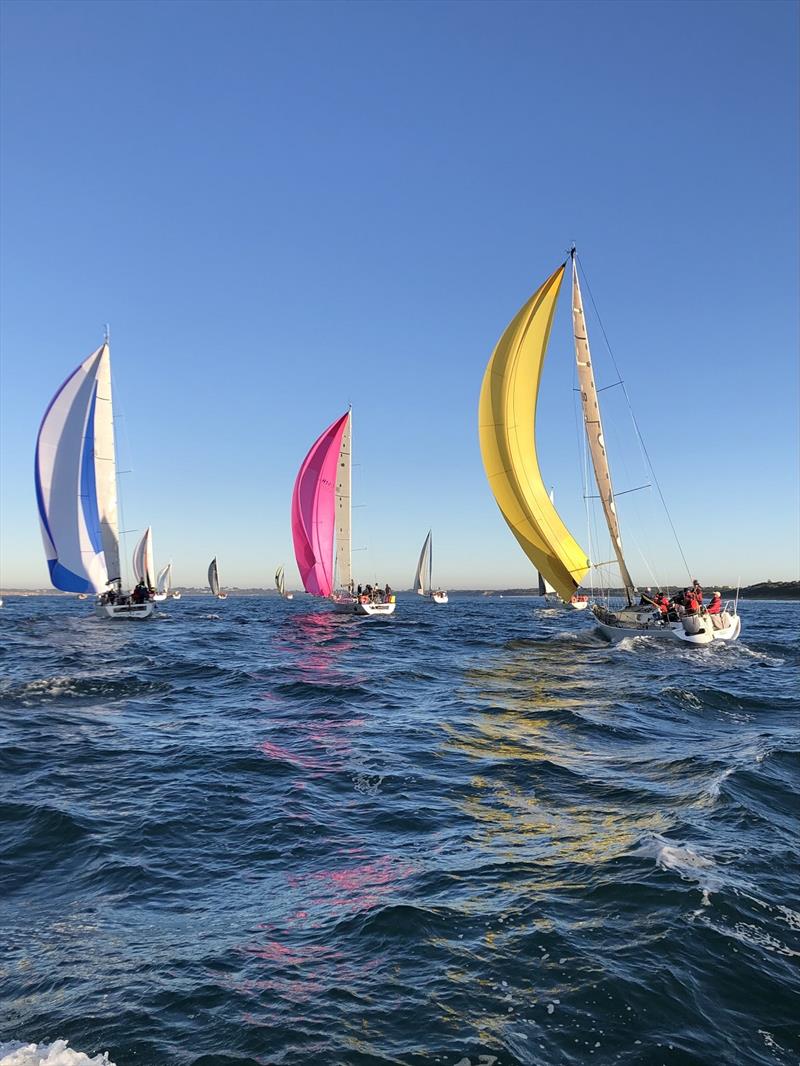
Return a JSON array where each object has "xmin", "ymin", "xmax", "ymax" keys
[{"xmin": 2, "ymin": 581, "xmax": 798, "ymax": 600}]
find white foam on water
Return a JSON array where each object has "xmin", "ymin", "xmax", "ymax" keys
[
  {"xmin": 652, "ymin": 837, "xmax": 722, "ymax": 904},
  {"xmin": 0, "ymin": 1041, "xmax": 116, "ymax": 1066}
]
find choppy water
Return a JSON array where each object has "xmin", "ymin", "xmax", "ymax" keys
[{"xmin": 1, "ymin": 595, "xmax": 798, "ymax": 1066}]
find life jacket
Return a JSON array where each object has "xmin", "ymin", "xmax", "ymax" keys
[{"xmin": 657, "ymin": 596, "xmax": 669, "ymax": 614}]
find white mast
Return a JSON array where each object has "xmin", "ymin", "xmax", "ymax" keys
[
  {"xmin": 335, "ymin": 409, "xmax": 352, "ymax": 590},
  {"xmin": 94, "ymin": 341, "xmax": 121, "ymax": 587},
  {"xmin": 571, "ymin": 249, "xmax": 636, "ymax": 604}
]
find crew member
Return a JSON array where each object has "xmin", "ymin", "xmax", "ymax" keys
[{"xmin": 707, "ymin": 591, "xmax": 723, "ymax": 615}]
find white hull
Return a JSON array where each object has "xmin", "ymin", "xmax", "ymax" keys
[
  {"xmin": 431, "ymin": 591, "xmax": 448, "ymax": 604},
  {"xmin": 153, "ymin": 592, "xmax": 168, "ymax": 602},
  {"xmin": 95, "ymin": 601, "xmax": 155, "ymax": 621},
  {"xmin": 594, "ymin": 606, "xmax": 741, "ymax": 646},
  {"xmin": 216, "ymin": 593, "xmax": 228, "ymax": 600},
  {"xmin": 171, "ymin": 591, "xmax": 181, "ymax": 600},
  {"xmin": 332, "ymin": 594, "xmax": 396, "ymax": 616},
  {"xmin": 285, "ymin": 593, "xmax": 294, "ymax": 600},
  {"xmin": 568, "ymin": 598, "xmax": 589, "ymax": 611},
  {"xmin": 543, "ymin": 595, "xmax": 589, "ymax": 611}
]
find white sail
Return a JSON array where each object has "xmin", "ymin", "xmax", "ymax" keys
[
  {"xmin": 275, "ymin": 565, "xmax": 285, "ymax": 596},
  {"xmin": 571, "ymin": 253, "xmax": 636, "ymax": 602},
  {"xmin": 414, "ymin": 530, "xmax": 432, "ymax": 596},
  {"xmin": 208, "ymin": 557, "xmax": 220, "ymax": 596},
  {"xmin": 156, "ymin": 562, "xmax": 172, "ymax": 595},
  {"xmin": 132, "ymin": 526, "xmax": 155, "ymax": 588},
  {"xmin": 334, "ymin": 410, "xmax": 352, "ymax": 590},
  {"xmin": 35, "ymin": 342, "xmax": 120, "ymax": 593}
]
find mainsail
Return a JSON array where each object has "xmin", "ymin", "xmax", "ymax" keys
[
  {"xmin": 208, "ymin": 557, "xmax": 220, "ymax": 596},
  {"xmin": 570, "ymin": 251, "xmax": 636, "ymax": 603},
  {"xmin": 479, "ymin": 265, "xmax": 590, "ymax": 602},
  {"xmin": 275, "ymin": 565, "xmax": 285, "ymax": 597},
  {"xmin": 414, "ymin": 530, "xmax": 432, "ymax": 596},
  {"xmin": 291, "ymin": 411, "xmax": 350, "ymax": 597},
  {"xmin": 132, "ymin": 526, "xmax": 155, "ymax": 588},
  {"xmin": 35, "ymin": 341, "xmax": 121, "ymax": 593},
  {"xmin": 156, "ymin": 562, "xmax": 172, "ymax": 595}
]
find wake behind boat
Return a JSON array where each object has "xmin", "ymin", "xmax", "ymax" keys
[
  {"xmin": 35, "ymin": 338, "xmax": 155, "ymax": 620},
  {"xmin": 292, "ymin": 409, "xmax": 395, "ymax": 617},
  {"xmin": 478, "ymin": 248, "xmax": 741, "ymax": 647}
]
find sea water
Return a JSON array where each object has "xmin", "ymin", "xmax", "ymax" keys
[{"xmin": 1, "ymin": 596, "xmax": 798, "ymax": 1065}]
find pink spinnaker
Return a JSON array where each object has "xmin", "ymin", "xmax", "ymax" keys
[{"xmin": 291, "ymin": 412, "xmax": 349, "ymax": 597}]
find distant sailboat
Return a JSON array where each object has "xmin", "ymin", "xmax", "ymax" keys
[
  {"xmin": 35, "ymin": 339, "xmax": 154, "ymax": 620},
  {"xmin": 292, "ymin": 409, "xmax": 395, "ymax": 616},
  {"xmin": 537, "ymin": 490, "xmax": 588, "ymax": 610},
  {"xmin": 275, "ymin": 565, "xmax": 293, "ymax": 600},
  {"xmin": 208, "ymin": 557, "xmax": 227, "ymax": 599},
  {"xmin": 414, "ymin": 530, "xmax": 448, "ymax": 604},
  {"xmin": 154, "ymin": 561, "xmax": 172, "ymax": 602},
  {"xmin": 478, "ymin": 248, "xmax": 740, "ymax": 646}
]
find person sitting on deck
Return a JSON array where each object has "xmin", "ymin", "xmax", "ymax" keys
[
  {"xmin": 707, "ymin": 591, "xmax": 723, "ymax": 615},
  {"xmin": 655, "ymin": 592, "xmax": 670, "ymax": 615},
  {"xmin": 638, "ymin": 587, "xmax": 654, "ymax": 606}
]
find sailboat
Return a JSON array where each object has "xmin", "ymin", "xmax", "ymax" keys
[
  {"xmin": 208, "ymin": 557, "xmax": 227, "ymax": 599},
  {"xmin": 291, "ymin": 409, "xmax": 396, "ymax": 616},
  {"xmin": 275, "ymin": 565, "xmax": 294, "ymax": 600},
  {"xmin": 154, "ymin": 561, "xmax": 172, "ymax": 602},
  {"xmin": 414, "ymin": 531, "xmax": 448, "ymax": 604},
  {"xmin": 478, "ymin": 248, "xmax": 740, "ymax": 647},
  {"xmin": 35, "ymin": 339, "xmax": 155, "ymax": 620},
  {"xmin": 132, "ymin": 526, "xmax": 156, "ymax": 593},
  {"xmin": 536, "ymin": 489, "xmax": 588, "ymax": 609}
]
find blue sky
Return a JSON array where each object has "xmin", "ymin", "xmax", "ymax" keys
[{"xmin": 1, "ymin": 0, "xmax": 797, "ymax": 590}]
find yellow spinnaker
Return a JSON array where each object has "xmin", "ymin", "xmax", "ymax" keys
[{"xmin": 479, "ymin": 263, "xmax": 590, "ymax": 601}]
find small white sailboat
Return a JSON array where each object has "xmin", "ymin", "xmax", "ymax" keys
[
  {"xmin": 154, "ymin": 561, "xmax": 172, "ymax": 602},
  {"xmin": 275, "ymin": 566, "xmax": 294, "ymax": 600},
  {"xmin": 171, "ymin": 589, "xmax": 182, "ymax": 600},
  {"xmin": 35, "ymin": 338, "xmax": 154, "ymax": 620},
  {"xmin": 292, "ymin": 409, "xmax": 395, "ymax": 616},
  {"xmin": 479, "ymin": 248, "xmax": 740, "ymax": 647},
  {"xmin": 208, "ymin": 557, "xmax": 228, "ymax": 599},
  {"xmin": 414, "ymin": 530, "xmax": 448, "ymax": 604}
]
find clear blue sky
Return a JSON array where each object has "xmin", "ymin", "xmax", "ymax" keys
[{"xmin": 1, "ymin": 0, "xmax": 797, "ymax": 590}]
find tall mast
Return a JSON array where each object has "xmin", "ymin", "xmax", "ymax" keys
[
  {"xmin": 335, "ymin": 408, "xmax": 353, "ymax": 590},
  {"xmin": 571, "ymin": 249, "xmax": 636, "ymax": 605}
]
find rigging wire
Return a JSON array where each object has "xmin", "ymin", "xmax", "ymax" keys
[{"xmin": 575, "ymin": 254, "xmax": 693, "ymax": 582}]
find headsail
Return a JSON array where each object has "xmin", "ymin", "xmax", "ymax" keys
[
  {"xmin": 132, "ymin": 526, "xmax": 155, "ymax": 588},
  {"xmin": 35, "ymin": 341, "xmax": 121, "ymax": 593},
  {"xmin": 275, "ymin": 565, "xmax": 285, "ymax": 597},
  {"xmin": 291, "ymin": 411, "xmax": 350, "ymax": 597},
  {"xmin": 208, "ymin": 557, "xmax": 220, "ymax": 596},
  {"xmin": 414, "ymin": 530, "xmax": 432, "ymax": 596},
  {"xmin": 479, "ymin": 265, "xmax": 590, "ymax": 601},
  {"xmin": 571, "ymin": 251, "xmax": 636, "ymax": 603},
  {"xmin": 156, "ymin": 562, "xmax": 172, "ymax": 595}
]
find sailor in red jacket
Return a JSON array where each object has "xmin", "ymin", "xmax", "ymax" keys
[
  {"xmin": 683, "ymin": 588, "xmax": 699, "ymax": 615},
  {"xmin": 692, "ymin": 579, "xmax": 704, "ymax": 604},
  {"xmin": 707, "ymin": 591, "xmax": 723, "ymax": 615}
]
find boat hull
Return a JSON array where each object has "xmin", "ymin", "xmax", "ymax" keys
[
  {"xmin": 594, "ymin": 607, "xmax": 741, "ymax": 645},
  {"xmin": 171, "ymin": 591, "xmax": 181, "ymax": 600},
  {"xmin": 95, "ymin": 602, "xmax": 155, "ymax": 621},
  {"xmin": 153, "ymin": 592, "xmax": 168, "ymax": 602},
  {"xmin": 332, "ymin": 595, "xmax": 396, "ymax": 616},
  {"xmin": 431, "ymin": 592, "xmax": 448, "ymax": 605}
]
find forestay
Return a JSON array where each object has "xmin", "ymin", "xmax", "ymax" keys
[
  {"xmin": 479, "ymin": 265, "xmax": 590, "ymax": 602},
  {"xmin": 35, "ymin": 342, "xmax": 121, "ymax": 593}
]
